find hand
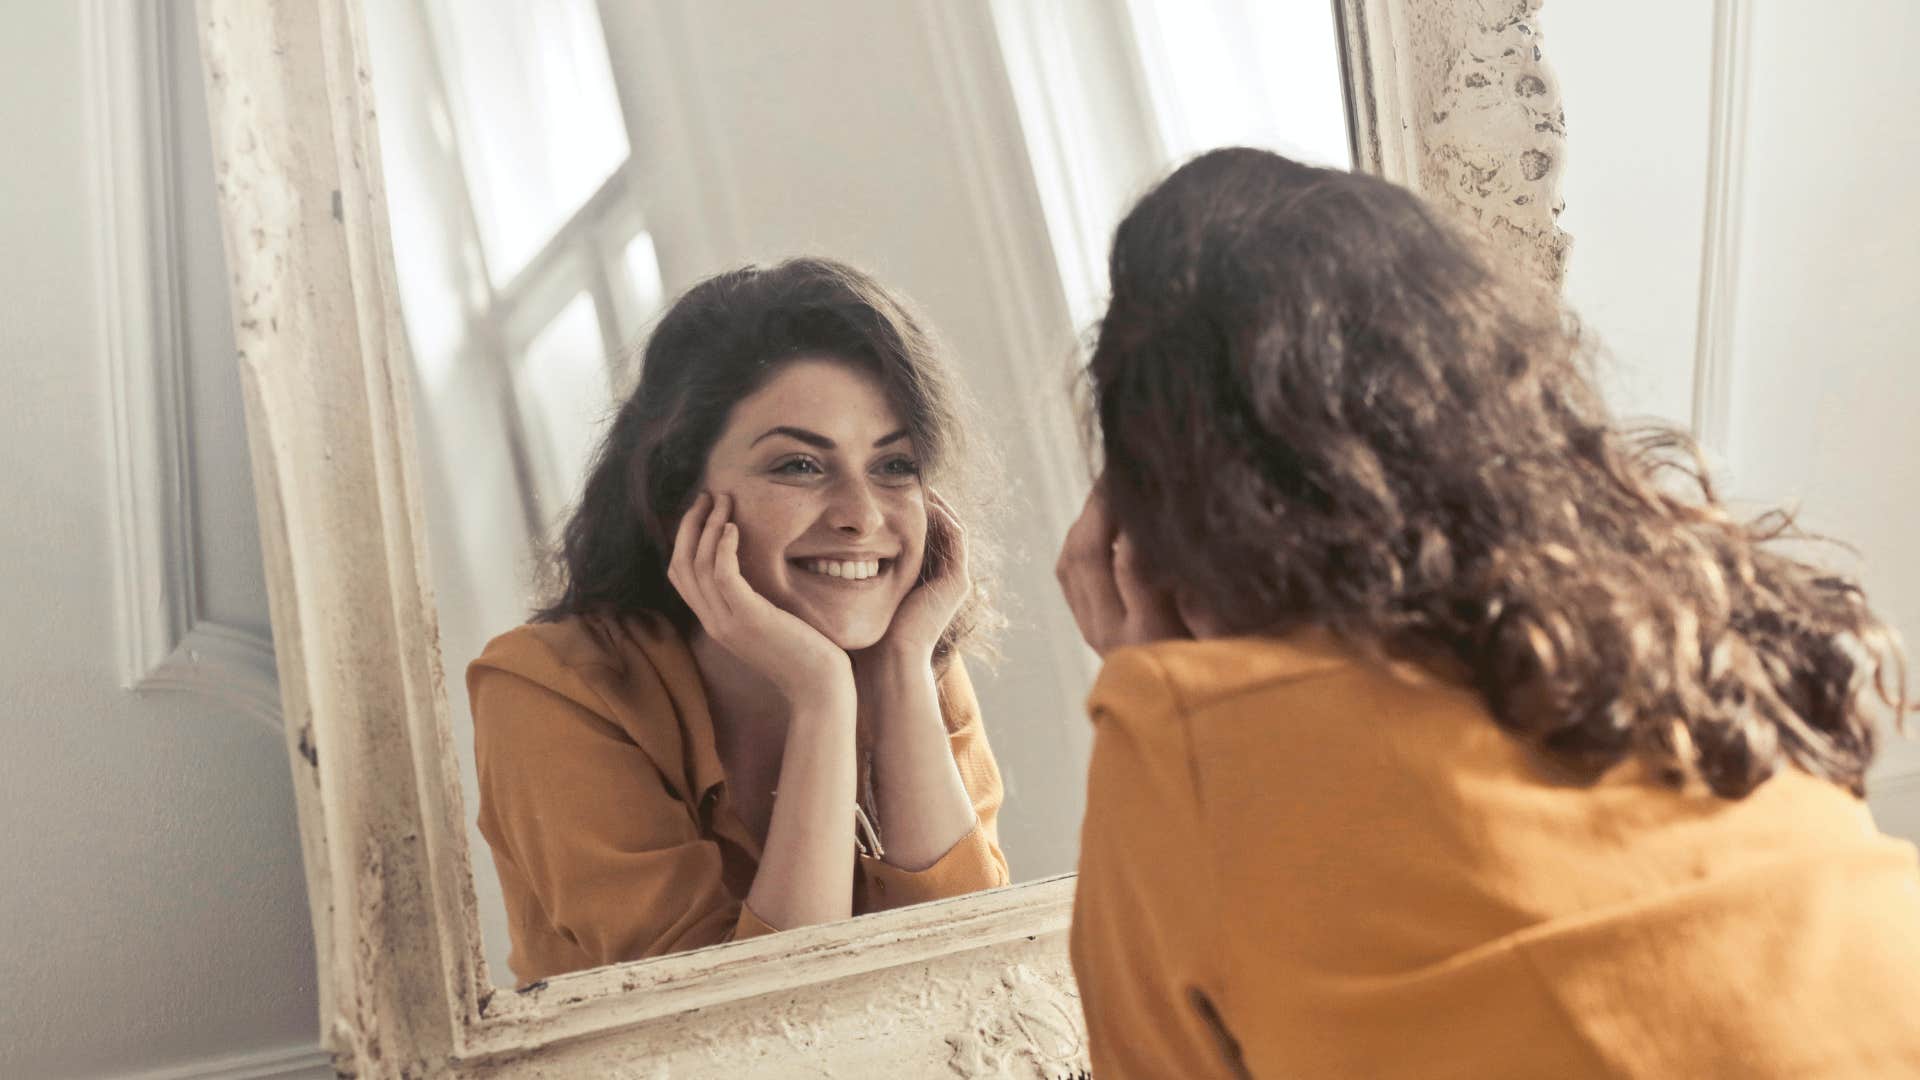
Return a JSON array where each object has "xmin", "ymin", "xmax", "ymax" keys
[
  {"xmin": 862, "ymin": 487, "xmax": 972, "ymax": 666},
  {"xmin": 668, "ymin": 492, "xmax": 854, "ymax": 708},
  {"xmin": 1055, "ymin": 482, "xmax": 1192, "ymax": 656}
]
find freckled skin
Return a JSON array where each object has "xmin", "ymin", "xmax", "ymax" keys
[{"xmin": 698, "ymin": 356, "xmax": 928, "ymax": 651}]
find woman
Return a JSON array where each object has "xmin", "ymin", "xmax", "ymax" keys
[
  {"xmin": 1058, "ymin": 148, "xmax": 1920, "ymax": 1077},
  {"xmin": 469, "ymin": 257, "xmax": 1009, "ymax": 985}
]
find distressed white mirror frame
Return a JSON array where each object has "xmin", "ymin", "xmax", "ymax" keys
[{"xmin": 193, "ymin": 0, "xmax": 1569, "ymax": 1075}]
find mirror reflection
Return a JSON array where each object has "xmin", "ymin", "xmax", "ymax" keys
[{"xmin": 363, "ymin": 0, "xmax": 1352, "ymax": 987}]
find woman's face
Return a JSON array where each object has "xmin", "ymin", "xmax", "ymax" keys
[{"xmin": 697, "ymin": 356, "xmax": 927, "ymax": 651}]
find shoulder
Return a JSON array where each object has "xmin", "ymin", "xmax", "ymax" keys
[
  {"xmin": 468, "ymin": 611, "xmax": 688, "ymax": 718},
  {"xmin": 1087, "ymin": 631, "xmax": 1496, "ymax": 789},
  {"xmin": 1088, "ymin": 630, "xmax": 1360, "ymax": 728},
  {"xmin": 466, "ymin": 611, "xmax": 703, "ymax": 789}
]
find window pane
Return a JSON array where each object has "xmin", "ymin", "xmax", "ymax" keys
[
  {"xmin": 362, "ymin": 0, "xmax": 472, "ymax": 391},
  {"xmin": 1127, "ymin": 0, "xmax": 1352, "ymax": 169},
  {"xmin": 515, "ymin": 293, "xmax": 614, "ymax": 523},
  {"xmin": 425, "ymin": 0, "xmax": 630, "ymax": 285},
  {"xmin": 622, "ymin": 230, "xmax": 666, "ymax": 318}
]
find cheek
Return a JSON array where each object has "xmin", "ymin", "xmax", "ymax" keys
[
  {"xmin": 890, "ymin": 492, "xmax": 930, "ymax": 579},
  {"xmin": 728, "ymin": 488, "xmax": 813, "ymax": 581}
]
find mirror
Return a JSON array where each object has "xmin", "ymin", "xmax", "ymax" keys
[{"xmin": 357, "ymin": 0, "xmax": 1353, "ymax": 989}]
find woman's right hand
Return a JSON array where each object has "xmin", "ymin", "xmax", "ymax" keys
[{"xmin": 668, "ymin": 492, "xmax": 855, "ymax": 709}]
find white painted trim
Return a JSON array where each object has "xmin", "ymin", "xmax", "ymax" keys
[
  {"xmin": 87, "ymin": 0, "xmax": 193, "ymax": 684},
  {"xmin": 1691, "ymin": 0, "xmax": 1752, "ymax": 463},
  {"xmin": 107, "ymin": 1042, "xmax": 331, "ymax": 1080},
  {"xmin": 86, "ymin": 0, "xmax": 280, "ymax": 727}
]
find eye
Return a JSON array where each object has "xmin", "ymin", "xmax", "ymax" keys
[
  {"xmin": 772, "ymin": 456, "xmax": 824, "ymax": 477},
  {"xmin": 874, "ymin": 455, "xmax": 921, "ymax": 483}
]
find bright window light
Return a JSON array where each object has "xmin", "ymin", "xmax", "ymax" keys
[
  {"xmin": 516, "ymin": 293, "xmax": 614, "ymax": 516},
  {"xmin": 425, "ymin": 0, "xmax": 630, "ymax": 286},
  {"xmin": 1127, "ymin": 0, "xmax": 1352, "ymax": 169},
  {"xmin": 622, "ymin": 230, "xmax": 666, "ymax": 320}
]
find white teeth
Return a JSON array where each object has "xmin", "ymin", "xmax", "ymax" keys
[{"xmin": 802, "ymin": 558, "xmax": 883, "ymax": 580}]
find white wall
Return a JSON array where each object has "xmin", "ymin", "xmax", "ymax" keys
[
  {"xmin": 1727, "ymin": 1, "xmax": 1920, "ymax": 818},
  {"xmin": 1551, "ymin": 0, "xmax": 1920, "ymax": 836},
  {"xmin": 1554, "ymin": 0, "xmax": 1716, "ymax": 428},
  {"xmin": 0, "ymin": 3, "xmax": 325, "ymax": 1078}
]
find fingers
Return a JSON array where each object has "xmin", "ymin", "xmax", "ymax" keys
[
  {"xmin": 668, "ymin": 491, "xmax": 714, "ymax": 616},
  {"xmin": 710, "ymin": 520, "xmax": 770, "ymax": 619},
  {"xmin": 1056, "ymin": 487, "xmax": 1126, "ymax": 652},
  {"xmin": 668, "ymin": 491, "xmax": 738, "ymax": 627},
  {"xmin": 693, "ymin": 492, "xmax": 733, "ymax": 616},
  {"xmin": 922, "ymin": 487, "xmax": 970, "ymax": 587}
]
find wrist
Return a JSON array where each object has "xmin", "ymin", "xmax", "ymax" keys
[
  {"xmin": 853, "ymin": 646, "xmax": 937, "ymax": 700},
  {"xmin": 857, "ymin": 637, "xmax": 936, "ymax": 673},
  {"xmin": 777, "ymin": 654, "xmax": 857, "ymax": 716}
]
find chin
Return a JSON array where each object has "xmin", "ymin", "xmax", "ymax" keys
[
  {"xmin": 760, "ymin": 566, "xmax": 911, "ymax": 653},
  {"xmin": 803, "ymin": 611, "xmax": 893, "ymax": 653}
]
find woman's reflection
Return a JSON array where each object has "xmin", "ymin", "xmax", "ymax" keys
[{"xmin": 468, "ymin": 257, "xmax": 1009, "ymax": 985}]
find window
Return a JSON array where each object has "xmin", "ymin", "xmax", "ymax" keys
[
  {"xmin": 992, "ymin": 0, "xmax": 1353, "ymax": 333},
  {"xmin": 366, "ymin": 0, "xmax": 666, "ymax": 541}
]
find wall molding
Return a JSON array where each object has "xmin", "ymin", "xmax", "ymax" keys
[
  {"xmin": 84, "ymin": 0, "xmax": 280, "ymax": 729},
  {"xmin": 1690, "ymin": 0, "xmax": 1752, "ymax": 462},
  {"xmin": 109, "ymin": 1041, "xmax": 331, "ymax": 1080}
]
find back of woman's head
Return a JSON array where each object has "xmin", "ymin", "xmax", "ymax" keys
[
  {"xmin": 1091, "ymin": 146, "xmax": 1905, "ymax": 797},
  {"xmin": 537, "ymin": 255, "xmax": 997, "ymax": 662}
]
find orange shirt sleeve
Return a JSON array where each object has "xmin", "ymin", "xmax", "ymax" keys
[
  {"xmin": 1069, "ymin": 647, "xmax": 1246, "ymax": 1080},
  {"xmin": 470, "ymin": 654, "xmax": 770, "ymax": 982},
  {"xmin": 858, "ymin": 657, "xmax": 1012, "ymax": 910}
]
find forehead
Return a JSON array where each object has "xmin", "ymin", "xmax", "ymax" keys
[{"xmin": 722, "ymin": 356, "xmax": 905, "ymax": 441}]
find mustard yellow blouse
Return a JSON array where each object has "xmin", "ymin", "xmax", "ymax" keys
[
  {"xmin": 1071, "ymin": 632, "xmax": 1920, "ymax": 1078},
  {"xmin": 468, "ymin": 612, "xmax": 1009, "ymax": 985}
]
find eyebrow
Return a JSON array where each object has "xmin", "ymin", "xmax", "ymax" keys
[{"xmin": 750, "ymin": 426, "xmax": 911, "ymax": 450}]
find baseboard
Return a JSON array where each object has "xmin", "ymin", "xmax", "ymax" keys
[{"xmin": 108, "ymin": 1043, "xmax": 332, "ymax": 1080}]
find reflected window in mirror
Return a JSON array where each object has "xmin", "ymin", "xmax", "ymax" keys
[
  {"xmin": 364, "ymin": 0, "xmax": 674, "ymax": 986},
  {"xmin": 366, "ymin": 0, "xmax": 661, "ymax": 546},
  {"xmin": 993, "ymin": 0, "xmax": 1351, "ymax": 331},
  {"xmin": 420, "ymin": 0, "xmax": 629, "ymax": 285}
]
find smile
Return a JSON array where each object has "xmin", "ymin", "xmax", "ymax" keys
[{"xmin": 794, "ymin": 557, "xmax": 891, "ymax": 582}]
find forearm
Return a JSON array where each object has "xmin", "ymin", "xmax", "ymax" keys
[
  {"xmin": 744, "ymin": 698, "xmax": 859, "ymax": 931},
  {"xmin": 862, "ymin": 651, "xmax": 979, "ymax": 870}
]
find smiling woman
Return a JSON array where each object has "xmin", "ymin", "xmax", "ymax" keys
[{"xmin": 466, "ymin": 257, "xmax": 1010, "ymax": 985}]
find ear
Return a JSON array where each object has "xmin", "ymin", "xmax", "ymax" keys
[{"xmin": 1176, "ymin": 589, "xmax": 1233, "ymax": 639}]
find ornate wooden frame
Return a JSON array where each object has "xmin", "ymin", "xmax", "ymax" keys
[{"xmin": 192, "ymin": 0, "xmax": 1568, "ymax": 1074}]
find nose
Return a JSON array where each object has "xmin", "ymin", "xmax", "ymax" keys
[{"xmin": 825, "ymin": 475, "xmax": 885, "ymax": 537}]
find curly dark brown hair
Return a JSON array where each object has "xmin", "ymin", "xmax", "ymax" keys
[
  {"xmin": 1089, "ymin": 147, "xmax": 1907, "ymax": 798},
  {"xmin": 535, "ymin": 256, "xmax": 1001, "ymax": 666}
]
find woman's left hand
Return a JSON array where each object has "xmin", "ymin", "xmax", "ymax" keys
[
  {"xmin": 863, "ymin": 488, "xmax": 973, "ymax": 666},
  {"xmin": 1056, "ymin": 481, "xmax": 1193, "ymax": 656}
]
